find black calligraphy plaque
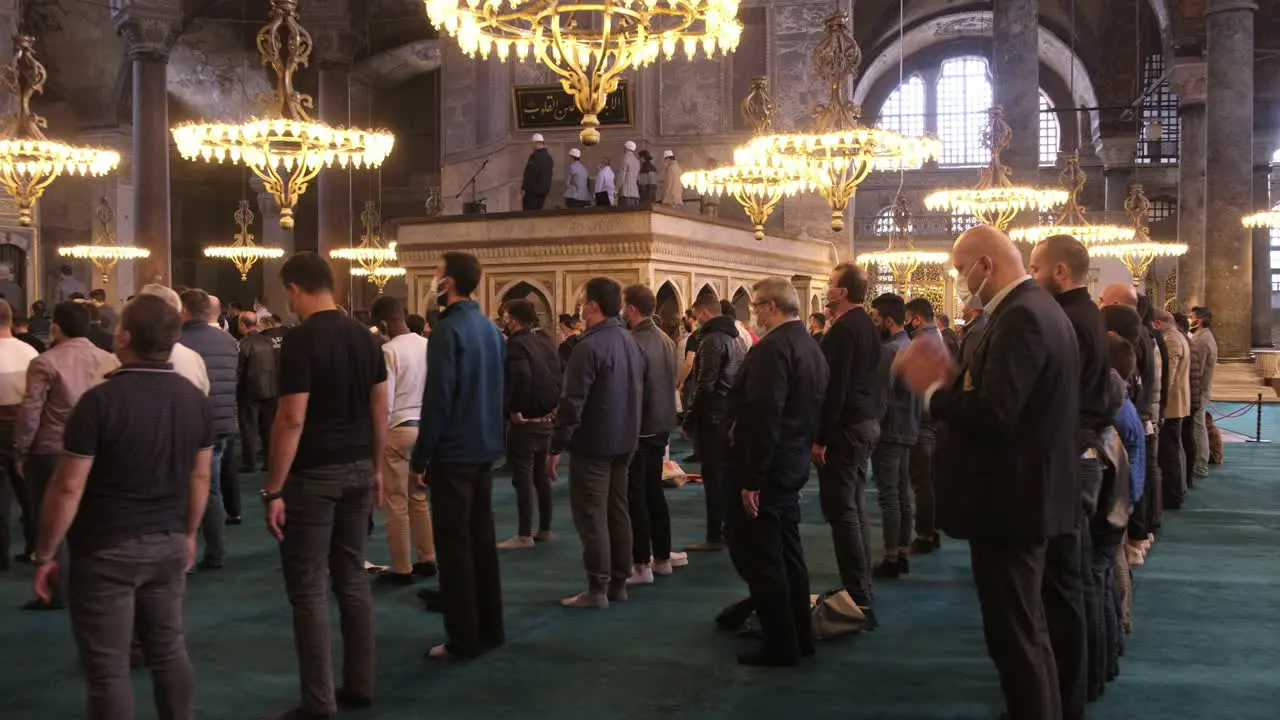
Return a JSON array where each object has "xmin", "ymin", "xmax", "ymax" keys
[{"xmin": 513, "ymin": 81, "xmax": 633, "ymax": 131}]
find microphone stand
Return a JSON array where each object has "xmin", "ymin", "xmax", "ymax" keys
[{"xmin": 457, "ymin": 159, "xmax": 489, "ymax": 214}]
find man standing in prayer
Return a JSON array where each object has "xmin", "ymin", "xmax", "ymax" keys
[
  {"xmin": 498, "ymin": 300, "xmax": 561, "ymax": 549},
  {"xmin": 371, "ymin": 296, "xmax": 435, "ymax": 584},
  {"xmin": 683, "ymin": 294, "xmax": 745, "ymax": 552},
  {"xmin": 564, "ymin": 148, "xmax": 590, "ymax": 208},
  {"xmin": 868, "ymin": 293, "xmax": 919, "ymax": 580},
  {"xmin": 32, "ymin": 294, "xmax": 212, "ymax": 720},
  {"xmin": 896, "ymin": 225, "xmax": 1080, "ymax": 720},
  {"xmin": 550, "ymin": 277, "xmax": 643, "ymax": 608},
  {"xmin": 0, "ymin": 300, "xmax": 38, "ymax": 568},
  {"xmin": 522, "ymin": 133, "xmax": 553, "ymax": 211},
  {"xmin": 726, "ymin": 277, "xmax": 828, "ymax": 666},
  {"xmin": 1153, "ymin": 309, "xmax": 1190, "ymax": 510},
  {"xmin": 1188, "ymin": 306, "xmax": 1217, "ymax": 481},
  {"xmin": 17, "ymin": 301, "xmax": 109, "ymax": 610},
  {"xmin": 237, "ymin": 311, "xmax": 278, "ymax": 473},
  {"xmin": 903, "ymin": 297, "xmax": 943, "ymax": 553},
  {"xmin": 410, "ymin": 252, "xmax": 506, "ymax": 659},
  {"xmin": 622, "ymin": 284, "xmax": 682, "ymax": 584},
  {"xmin": 812, "ymin": 263, "xmax": 882, "ymax": 626},
  {"xmin": 659, "ymin": 150, "xmax": 684, "ymax": 208},
  {"xmin": 618, "ymin": 140, "xmax": 641, "ymax": 206},
  {"xmin": 263, "ymin": 253, "xmax": 386, "ymax": 717},
  {"xmin": 594, "ymin": 158, "xmax": 616, "ymax": 207}
]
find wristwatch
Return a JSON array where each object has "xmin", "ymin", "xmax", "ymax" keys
[{"xmin": 260, "ymin": 489, "xmax": 284, "ymax": 503}]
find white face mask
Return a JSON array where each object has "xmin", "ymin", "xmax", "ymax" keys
[
  {"xmin": 432, "ymin": 276, "xmax": 448, "ymax": 297},
  {"xmin": 956, "ymin": 258, "xmax": 988, "ymax": 305}
]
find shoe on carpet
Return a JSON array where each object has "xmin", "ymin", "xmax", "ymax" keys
[
  {"xmin": 626, "ymin": 566, "xmax": 654, "ymax": 585},
  {"xmin": 1125, "ymin": 545, "xmax": 1145, "ymax": 566},
  {"xmin": 858, "ymin": 606, "xmax": 879, "ymax": 631},
  {"xmin": 909, "ymin": 534, "xmax": 941, "ymax": 554},
  {"xmin": 871, "ymin": 557, "xmax": 906, "ymax": 579},
  {"xmin": 737, "ymin": 651, "xmax": 800, "ymax": 668},
  {"xmin": 684, "ymin": 540, "xmax": 725, "ymax": 552},
  {"xmin": 375, "ymin": 570, "xmax": 414, "ymax": 586},
  {"xmin": 560, "ymin": 591, "xmax": 608, "ymax": 609},
  {"xmin": 412, "ymin": 561, "xmax": 438, "ymax": 578},
  {"xmin": 668, "ymin": 551, "xmax": 689, "ymax": 567},
  {"xmin": 25, "ymin": 598, "xmax": 66, "ymax": 611},
  {"xmin": 497, "ymin": 535, "xmax": 536, "ymax": 550},
  {"xmin": 335, "ymin": 688, "xmax": 372, "ymax": 710},
  {"xmin": 652, "ymin": 560, "xmax": 674, "ymax": 576},
  {"xmin": 533, "ymin": 530, "xmax": 555, "ymax": 543},
  {"xmin": 198, "ymin": 557, "xmax": 224, "ymax": 571},
  {"xmin": 607, "ymin": 580, "xmax": 629, "ymax": 603}
]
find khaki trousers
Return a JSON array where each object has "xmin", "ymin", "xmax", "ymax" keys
[{"xmin": 382, "ymin": 424, "xmax": 435, "ymax": 574}]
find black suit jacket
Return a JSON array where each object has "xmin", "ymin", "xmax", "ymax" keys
[
  {"xmin": 728, "ymin": 320, "xmax": 829, "ymax": 507},
  {"xmin": 932, "ymin": 280, "xmax": 1081, "ymax": 540}
]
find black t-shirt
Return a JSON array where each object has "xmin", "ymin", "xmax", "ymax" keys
[
  {"xmin": 278, "ymin": 310, "xmax": 387, "ymax": 471},
  {"xmin": 63, "ymin": 363, "xmax": 214, "ymax": 553}
]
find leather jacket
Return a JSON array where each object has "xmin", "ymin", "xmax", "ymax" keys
[
  {"xmin": 238, "ymin": 330, "xmax": 279, "ymax": 401},
  {"xmin": 684, "ymin": 315, "xmax": 744, "ymax": 428}
]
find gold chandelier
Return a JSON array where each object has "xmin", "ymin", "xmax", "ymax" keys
[
  {"xmin": 204, "ymin": 200, "xmax": 285, "ymax": 280},
  {"xmin": 1009, "ymin": 151, "xmax": 1132, "ymax": 245},
  {"xmin": 333, "ymin": 202, "xmax": 397, "ymax": 283},
  {"xmin": 924, "ymin": 106, "xmax": 1066, "ymax": 230},
  {"xmin": 0, "ymin": 35, "xmax": 120, "ymax": 226},
  {"xmin": 172, "ymin": 0, "xmax": 395, "ymax": 229},
  {"xmin": 680, "ymin": 76, "xmax": 813, "ymax": 240},
  {"xmin": 425, "ymin": 1, "xmax": 742, "ymax": 146},
  {"xmin": 58, "ymin": 198, "xmax": 149, "ymax": 284},
  {"xmin": 1243, "ymin": 209, "xmax": 1280, "ymax": 229},
  {"xmin": 351, "ymin": 242, "xmax": 407, "ymax": 294},
  {"xmin": 1091, "ymin": 183, "xmax": 1187, "ymax": 287},
  {"xmin": 856, "ymin": 194, "xmax": 949, "ymax": 292},
  {"xmin": 741, "ymin": 12, "xmax": 941, "ymax": 233}
]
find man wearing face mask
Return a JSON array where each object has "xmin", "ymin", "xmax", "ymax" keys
[
  {"xmin": 903, "ymin": 297, "xmax": 944, "ymax": 554},
  {"xmin": 812, "ymin": 263, "xmax": 882, "ymax": 626},
  {"xmin": 896, "ymin": 225, "xmax": 1081, "ymax": 720},
  {"xmin": 410, "ymin": 252, "xmax": 506, "ymax": 659}
]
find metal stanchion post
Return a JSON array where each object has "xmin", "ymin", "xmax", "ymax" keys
[{"xmin": 1246, "ymin": 392, "xmax": 1268, "ymax": 444}]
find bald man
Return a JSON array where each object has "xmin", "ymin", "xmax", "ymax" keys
[
  {"xmin": 1098, "ymin": 283, "xmax": 1138, "ymax": 308},
  {"xmin": 897, "ymin": 225, "xmax": 1080, "ymax": 720}
]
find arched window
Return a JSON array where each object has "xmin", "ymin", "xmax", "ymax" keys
[
  {"xmin": 877, "ymin": 75, "xmax": 926, "ymax": 138},
  {"xmin": 872, "ymin": 205, "xmax": 916, "ymax": 235},
  {"xmin": 1136, "ymin": 52, "xmax": 1179, "ymax": 165},
  {"xmin": 1039, "ymin": 91, "xmax": 1060, "ymax": 166},
  {"xmin": 878, "ymin": 56, "xmax": 1062, "ymax": 168}
]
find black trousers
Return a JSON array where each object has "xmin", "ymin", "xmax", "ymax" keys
[
  {"xmin": 238, "ymin": 397, "xmax": 277, "ymax": 471},
  {"xmin": 1159, "ymin": 417, "xmax": 1186, "ymax": 509},
  {"xmin": 742, "ymin": 502, "xmax": 812, "ymax": 663},
  {"xmin": 969, "ymin": 537, "xmax": 1062, "ymax": 720},
  {"xmin": 1043, "ymin": 521, "xmax": 1087, "ymax": 720},
  {"xmin": 279, "ymin": 462, "xmax": 375, "ymax": 715},
  {"xmin": 909, "ymin": 423, "xmax": 937, "ymax": 539},
  {"xmin": 1182, "ymin": 413, "xmax": 1197, "ymax": 489},
  {"xmin": 594, "ymin": 192, "xmax": 612, "ymax": 207},
  {"xmin": 629, "ymin": 433, "xmax": 671, "ymax": 564},
  {"xmin": 429, "ymin": 462, "xmax": 504, "ymax": 657},
  {"xmin": 695, "ymin": 418, "xmax": 728, "ymax": 543},
  {"xmin": 507, "ymin": 424, "xmax": 552, "ymax": 537},
  {"xmin": 1127, "ymin": 432, "xmax": 1158, "ymax": 541},
  {"xmin": 220, "ymin": 434, "xmax": 240, "ymax": 519},
  {"xmin": 1086, "ymin": 528, "xmax": 1122, "ymax": 700},
  {"xmin": 521, "ymin": 193, "xmax": 546, "ymax": 210},
  {"xmin": 565, "ymin": 198, "xmax": 591, "ymax": 208},
  {"xmin": 817, "ymin": 419, "xmax": 878, "ymax": 606},
  {"xmin": 0, "ymin": 443, "xmax": 32, "ymax": 562}
]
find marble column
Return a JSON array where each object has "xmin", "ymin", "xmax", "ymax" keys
[
  {"xmin": 258, "ymin": 191, "xmax": 295, "ymax": 320},
  {"xmin": 1252, "ymin": 164, "xmax": 1273, "ymax": 348},
  {"xmin": 1203, "ymin": 0, "xmax": 1257, "ymax": 359},
  {"xmin": 992, "ymin": 0, "xmax": 1039, "ymax": 180},
  {"xmin": 1172, "ymin": 59, "xmax": 1208, "ymax": 309},
  {"xmin": 117, "ymin": 16, "xmax": 179, "ymax": 288},
  {"xmin": 315, "ymin": 30, "xmax": 358, "ymax": 308}
]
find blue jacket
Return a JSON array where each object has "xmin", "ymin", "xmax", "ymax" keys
[
  {"xmin": 411, "ymin": 300, "xmax": 505, "ymax": 471},
  {"xmin": 878, "ymin": 329, "xmax": 921, "ymax": 445},
  {"xmin": 551, "ymin": 316, "xmax": 644, "ymax": 458},
  {"xmin": 1113, "ymin": 395, "xmax": 1145, "ymax": 510}
]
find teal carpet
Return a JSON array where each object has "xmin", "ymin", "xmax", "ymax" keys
[{"xmin": 2, "ymin": 432, "xmax": 1278, "ymax": 719}]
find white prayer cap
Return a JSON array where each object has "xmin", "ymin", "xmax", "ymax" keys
[
  {"xmin": 624, "ymin": 140, "xmax": 637, "ymax": 151},
  {"xmin": 663, "ymin": 149, "xmax": 675, "ymax": 159},
  {"xmin": 569, "ymin": 148, "xmax": 581, "ymax": 158},
  {"xmin": 531, "ymin": 133, "xmax": 545, "ymax": 143}
]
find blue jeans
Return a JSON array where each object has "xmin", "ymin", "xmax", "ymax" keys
[{"xmin": 200, "ymin": 437, "xmax": 229, "ymax": 564}]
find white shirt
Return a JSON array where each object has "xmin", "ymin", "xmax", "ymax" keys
[
  {"xmin": 594, "ymin": 166, "xmax": 616, "ymax": 204},
  {"xmin": 383, "ymin": 332, "xmax": 428, "ymax": 428},
  {"xmin": 95, "ymin": 342, "xmax": 211, "ymax": 395},
  {"xmin": 0, "ymin": 337, "xmax": 38, "ymax": 406}
]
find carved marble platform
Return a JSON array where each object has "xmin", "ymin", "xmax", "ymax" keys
[{"xmin": 391, "ymin": 205, "xmax": 838, "ymax": 320}]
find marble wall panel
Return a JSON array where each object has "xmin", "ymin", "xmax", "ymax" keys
[
  {"xmin": 769, "ymin": 2, "xmax": 828, "ymax": 132},
  {"xmin": 659, "ymin": 56, "xmax": 727, "ymax": 136},
  {"xmin": 442, "ymin": 43, "xmax": 477, "ymax": 153}
]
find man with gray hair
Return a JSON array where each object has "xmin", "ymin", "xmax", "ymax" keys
[
  {"xmin": 95, "ymin": 284, "xmax": 210, "ymax": 394},
  {"xmin": 724, "ymin": 276, "xmax": 828, "ymax": 666}
]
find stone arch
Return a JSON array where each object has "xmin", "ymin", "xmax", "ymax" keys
[
  {"xmin": 655, "ymin": 281, "xmax": 682, "ymax": 338},
  {"xmin": 731, "ymin": 286, "xmax": 751, "ymax": 326},
  {"xmin": 497, "ymin": 278, "xmax": 555, "ymax": 330},
  {"xmin": 694, "ymin": 283, "xmax": 719, "ymax": 303},
  {"xmin": 853, "ymin": 12, "xmax": 1102, "ymax": 145}
]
